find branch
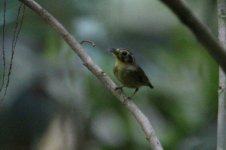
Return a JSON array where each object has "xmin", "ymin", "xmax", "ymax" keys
[
  {"xmin": 18, "ymin": 0, "xmax": 163, "ymax": 149},
  {"xmin": 217, "ymin": 0, "xmax": 226, "ymax": 149},
  {"xmin": 159, "ymin": 0, "xmax": 226, "ymax": 74},
  {"xmin": 80, "ymin": 40, "xmax": 96, "ymax": 47}
]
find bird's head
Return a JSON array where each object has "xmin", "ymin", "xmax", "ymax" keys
[{"xmin": 109, "ymin": 48, "xmax": 135, "ymax": 64}]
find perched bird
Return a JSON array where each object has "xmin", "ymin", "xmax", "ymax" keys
[{"xmin": 110, "ymin": 48, "xmax": 153, "ymax": 97}]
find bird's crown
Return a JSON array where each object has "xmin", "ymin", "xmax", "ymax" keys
[{"xmin": 110, "ymin": 48, "xmax": 135, "ymax": 64}]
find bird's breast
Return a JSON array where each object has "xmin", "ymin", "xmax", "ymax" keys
[{"xmin": 113, "ymin": 63, "xmax": 139, "ymax": 88}]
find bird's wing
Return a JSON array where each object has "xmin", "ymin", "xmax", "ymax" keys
[{"xmin": 126, "ymin": 65, "xmax": 153, "ymax": 88}]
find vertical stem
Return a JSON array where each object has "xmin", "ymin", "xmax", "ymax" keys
[{"xmin": 217, "ymin": 0, "xmax": 226, "ymax": 149}]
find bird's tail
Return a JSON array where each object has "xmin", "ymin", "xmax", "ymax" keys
[{"xmin": 148, "ymin": 82, "xmax": 154, "ymax": 89}]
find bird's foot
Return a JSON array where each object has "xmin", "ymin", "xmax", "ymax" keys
[
  {"xmin": 122, "ymin": 96, "xmax": 131, "ymax": 104},
  {"xmin": 115, "ymin": 86, "xmax": 124, "ymax": 91},
  {"xmin": 129, "ymin": 88, "xmax": 138, "ymax": 98},
  {"xmin": 127, "ymin": 96, "xmax": 132, "ymax": 100}
]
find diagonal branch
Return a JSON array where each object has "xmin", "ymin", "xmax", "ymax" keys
[
  {"xmin": 18, "ymin": 0, "xmax": 163, "ymax": 149},
  {"xmin": 159, "ymin": 0, "xmax": 226, "ymax": 74}
]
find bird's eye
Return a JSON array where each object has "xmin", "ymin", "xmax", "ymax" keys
[{"xmin": 122, "ymin": 51, "xmax": 127, "ymax": 56}]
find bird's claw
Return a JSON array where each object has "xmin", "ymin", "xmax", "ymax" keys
[
  {"xmin": 115, "ymin": 86, "xmax": 124, "ymax": 91},
  {"xmin": 127, "ymin": 96, "xmax": 132, "ymax": 100},
  {"xmin": 122, "ymin": 96, "xmax": 131, "ymax": 104}
]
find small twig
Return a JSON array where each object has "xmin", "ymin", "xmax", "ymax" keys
[
  {"xmin": 1, "ymin": 3, "xmax": 25, "ymax": 102},
  {"xmin": 18, "ymin": 0, "xmax": 163, "ymax": 149},
  {"xmin": 0, "ymin": 0, "xmax": 7, "ymax": 93},
  {"xmin": 159, "ymin": 0, "xmax": 226, "ymax": 74},
  {"xmin": 80, "ymin": 40, "xmax": 96, "ymax": 47}
]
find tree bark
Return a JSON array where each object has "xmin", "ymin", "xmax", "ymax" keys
[{"xmin": 217, "ymin": 0, "xmax": 226, "ymax": 149}]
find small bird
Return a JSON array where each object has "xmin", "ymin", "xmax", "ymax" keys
[{"xmin": 110, "ymin": 48, "xmax": 153, "ymax": 97}]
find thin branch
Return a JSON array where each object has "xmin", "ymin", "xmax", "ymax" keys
[
  {"xmin": 18, "ymin": 0, "xmax": 163, "ymax": 149},
  {"xmin": 217, "ymin": 0, "xmax": 226, "ymax": 149},
  {"xmin": 1, "ymin": 3, "xmax": 25, "ymax": 101},
  {"xmin": 0, "ymin": 0, "xmax": 7, "ymax": 93},
  {"xmin": 159, "ymin": 0, "xmax": 226, "ymax": 74},
  {"xmin": 80, "ymin": 40, "xmax": 96, "ymax": 47}
]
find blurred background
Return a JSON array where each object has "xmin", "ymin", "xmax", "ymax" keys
[{"xmin": 0, "ymin": 0, "xmax": 219, "ymax": 149}]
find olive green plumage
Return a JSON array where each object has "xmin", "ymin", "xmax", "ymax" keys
[{"xmin": 110, "ymin": 48, "xmax": 153, "ymax": 97}]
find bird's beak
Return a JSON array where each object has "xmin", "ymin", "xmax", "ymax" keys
[{"xmin": 109, "ymin": 48, "xmax": 116, "ymax": 53}]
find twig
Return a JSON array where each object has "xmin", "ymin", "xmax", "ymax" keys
[
  {"xmin": 1, "ymin": 3, "xmax": 25, "ymax": 102},
  {"xmin": 217, "ymin": 0, "xmax": 226, "ymax": 149},
  {"xmin": 0, "ymin": 0, "xmax": 7, "ymax": 93},
  {"xmin": 159, "ymin": 0, "xmax": 226, "ymax": 74},
  {"xmin": 18, "ymin": 0, "xmax": 163, "ymax": 149},
  {"xmin": 80, "ymin": 40, "xmax": 96, "ymax": 47}
]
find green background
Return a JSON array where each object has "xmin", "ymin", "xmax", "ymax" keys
[{"xmin": 0, "ymin": 0, "xmax": 218, "ymax": 149}]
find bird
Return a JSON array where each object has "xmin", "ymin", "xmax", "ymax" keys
[{"xmin": 110, "ymin": 48, "xmax": 153, "ymax": 98}]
